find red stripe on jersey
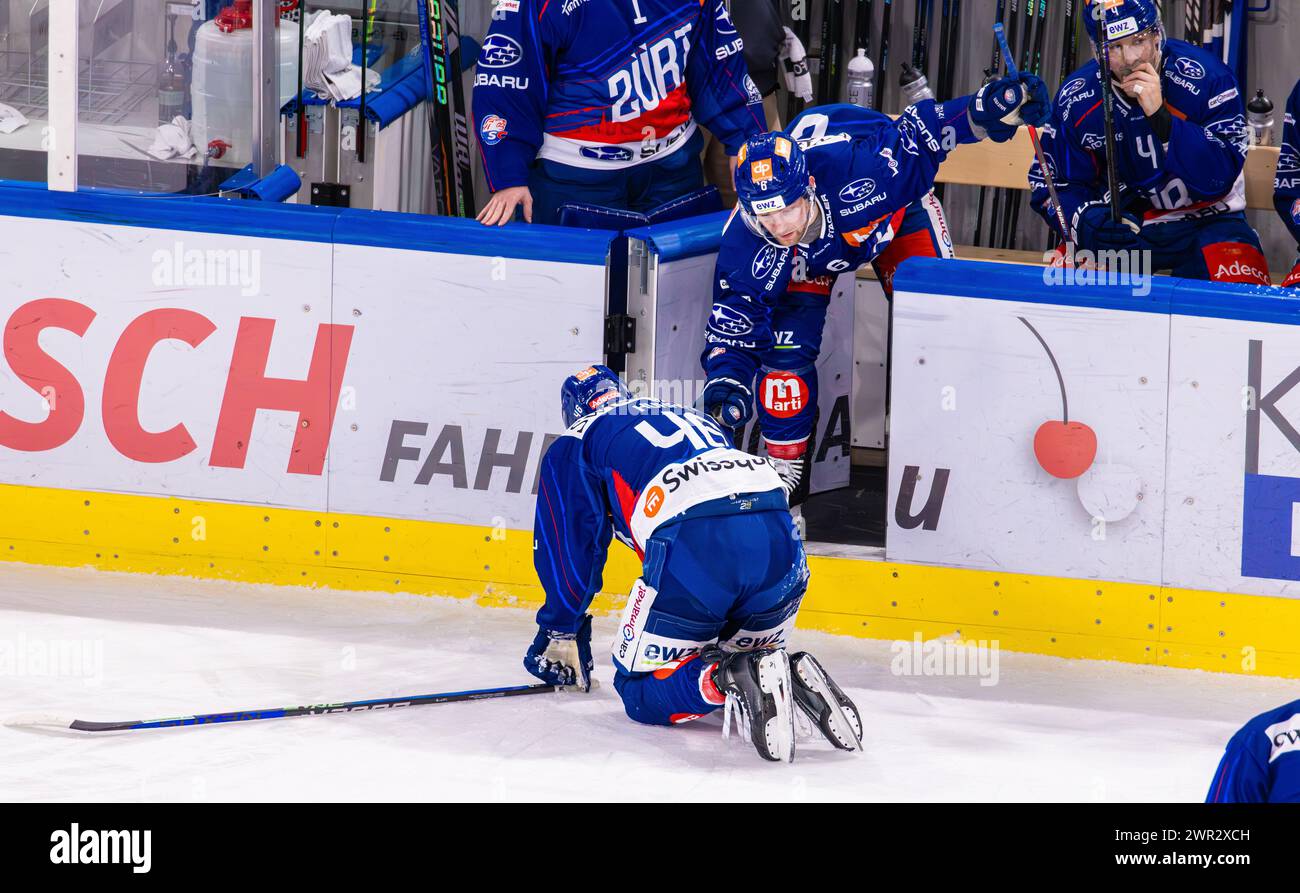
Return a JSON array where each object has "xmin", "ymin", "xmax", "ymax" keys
[{"xmin": 552, "ymin": 83, "xmax": 693, "ymax": 144}]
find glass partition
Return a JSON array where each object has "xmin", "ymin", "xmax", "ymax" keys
[{"xmin": 0, "ymin": 0, "xmax": 51, "ymax": 185}]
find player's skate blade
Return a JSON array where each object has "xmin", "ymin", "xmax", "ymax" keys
[
  {"xmin": 790, "ymin": 652, "xmax": 863, "ymax": 752},
  {"xmin": 712, "ymin": 647, "xmax": 796, "ymax": 763}
]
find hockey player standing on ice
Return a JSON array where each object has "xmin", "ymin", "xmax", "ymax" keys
[
  {"xmin": 1275, "ymin": 79, "xmax": 1300, "ymax": 288},
  {"xmin": 1206, "ymin": 698, "xmax": 1300, "ymax": 802},
  {"xmin": 473, "ymin": 0, "xmax": 767, "ymax": 227},
  {"xmin": 1027, "ymin": 0, "xmax": 1270, "ymax": 286},
  {"xmin": 522, "ymin": 365, "xmax": 863, "ymax": 762},
  {"xmin": 699, "ymin": 76, "xmax": 1051, "ymax": 502}
]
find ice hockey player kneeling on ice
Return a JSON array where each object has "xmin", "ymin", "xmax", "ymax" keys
[
  {"xmin": 1276, "ymin": 79, "xmax": 1300, "ymax": 288},
  {"xmin": 701, "ymin": 74, "xmax": 1050, "ymax": 507},
  {"xmin": 1206, "ymin": 698, "xmax": 1300, "ymax": 802},
  {"xmin": 523, "ymin": 365, "xmax": 863, "ymax": 762},
  {"xmin": 1028, "ymin": 0, "xmax": 1270, "ymax": 285}
]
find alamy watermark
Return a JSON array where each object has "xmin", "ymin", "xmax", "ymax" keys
[
  {"xmin": 152, "ymin": 240, "xmax": 262, "ymax": 297},
  {"xmin": 0, "ymin": 635, "xmax": 103, "ymax": 685},
  {"xmin": 1042, "ymin": 247, "xmax": 1153, "ymax": 297},
  {"xmin": 890, "ymin": 633, "xmax": 1000, "ymax": 687}
]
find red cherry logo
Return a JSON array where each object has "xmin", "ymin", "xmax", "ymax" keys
[
  {"xmin": 1033, "ymin": 420, "xmax": 1098, "ymax": 479},
  {"xmin": 1020, "ymin": 317, "xmax": 1098, "ymax": 479}
]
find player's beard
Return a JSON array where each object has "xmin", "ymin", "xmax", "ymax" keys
[{"xmin": 1108, "ymin": 30, "xmax": 1162, "ymax": 82}]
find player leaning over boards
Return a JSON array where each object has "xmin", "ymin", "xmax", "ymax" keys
[
  {"xmin": 1028, "ymin": 0, "xmax": 1270, "ymax": 285},
  {"xmin": 699, "ymin": 73, "xmax": 1051, "ymax": 506},
  {"xmin": 1276, "ymin": 78, "xmax": 1300, "ymax": 288},
  {"xmin": 473, "ymin": 0, "xmax": 767, "ymax": 227},
  {"xmin": 1207, "ymin": 698, "xmax": 1300, "ymax": 803},
  {"xmin": 522, "ymin": 365, "xmax": 863, "ymax": 763}
]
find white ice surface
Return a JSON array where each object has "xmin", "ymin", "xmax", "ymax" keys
[{"xmin": 0, "ymin": 562, "xmax": 1294, "ymax": 802}]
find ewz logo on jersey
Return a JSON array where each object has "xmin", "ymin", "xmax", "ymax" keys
[{"xmin": 1241, "ymin": 339, "xmax": 1300, "ymax": 581}]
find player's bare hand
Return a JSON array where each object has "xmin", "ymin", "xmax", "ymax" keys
[
  {"xmin": 1119, "ymin": 63, "xmax": 1163, "ymax": 117},
  {"xmin": 476, "ymin": 186, "xmax": 533, "ymax": 226}
]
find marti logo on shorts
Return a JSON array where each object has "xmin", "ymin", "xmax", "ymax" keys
[{"xmin": 50, "ymin": 824, "xmax": 151, "ymax": 874}]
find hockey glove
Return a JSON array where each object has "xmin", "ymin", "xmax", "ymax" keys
[
  {"xmin": 702, "ymin": 377, "xmax": 754, "ymax": 429},
  {"xmin": 970, "ymin": 73, "xmax": 1051, "ymax": 142},
  {"xmin": 524, "ymin": 614, "xmax": 593, "ymax": 692},
  {"xmin": 1072, "ymin": 201, "xmax": 1144, "ymax": 253}
]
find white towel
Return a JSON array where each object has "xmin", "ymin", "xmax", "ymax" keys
[
  {"xmin": 0, "ymin": 102, "xmax": 29, "ymax": 135},
  {"xmin": 302, "ymin": 10, "xmax": 381, "ymax": 102},
  {"xmin": 148, "ymin": 116, "xmax": 198, "ymax": 160}
]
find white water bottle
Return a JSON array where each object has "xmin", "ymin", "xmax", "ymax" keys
[{"xmin": 845, "ymin": 49, "xmax": 875, "ymax": 109}]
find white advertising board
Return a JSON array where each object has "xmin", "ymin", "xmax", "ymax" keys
[{"xmin": 0, "ymin": 211, "xmax": 610, "ymax": 530}]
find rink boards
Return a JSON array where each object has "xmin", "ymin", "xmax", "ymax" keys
[{"xmin": 0, "ymin": 184, "xmax": 1297, "ymax": 677}]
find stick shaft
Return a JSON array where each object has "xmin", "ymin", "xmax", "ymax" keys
[{"xmin": 61, "ymin": 683, "xmax": 558, "ymax": 733}]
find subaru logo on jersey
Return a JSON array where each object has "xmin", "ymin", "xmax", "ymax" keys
[
  {"xmin": 752, "ymin": 246, "xmax": 779, "ymax": 280},
  {"xmin": 479, "ymin": 115, "xmax": 508, "ymax": 146},
  {"xmin": 1061, "ymin": 78, "xmax": 1088, "ymax": 98},
  {"xmin": 710, "ymin": 304, "xmax": 754, "ymax": 336},
  {"xmin": 580, "ymin": 145, "xmax": 634, "ymax": 162},
  {"xmin": 715, "ymin": 0, "xmax": 738, "ymax": 34},
  {"xmin": 479, "ymin": 34, "xmax": 523, "ymax": 69},
  {"xmin": 839, "ymin": 178, "xmax": 877, "ymax": 203},
  {"xmin": 1174, "ymin": 57, "xmax": 1206, "ymax": 80}
]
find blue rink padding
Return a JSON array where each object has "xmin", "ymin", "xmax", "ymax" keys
[
  {"xmin": 625, "ymin": 211, "xmax": 730, "ymax": 262},
  {"xmin": 0, "ymin": 179, "xmax": 619, "ymax": 265},
  {"xmin": 892, "ymin": 256, "xmax": 1300, "ymax": 323}
]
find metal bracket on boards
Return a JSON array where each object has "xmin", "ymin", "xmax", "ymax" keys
[
  {"xmin": 604, "ymin": 314, "xmax": 637, "ymax": 357},
  {"xmin": 311, "ymin": 183, "xmax": 351, "ymax": 207},
  {"xmin": 623, "ymin": 238, "xmax": 658, "ymax": 394}
]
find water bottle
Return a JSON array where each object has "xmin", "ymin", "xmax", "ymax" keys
[
  {"xmin": 899, "ymin": 63, "xmax": 934, "ymax": 109},
  {"xmin": 844, "ymin": 49, "xmax": 875, "ymax": 109},
  {"xmin": 1247, "ymin": 89, "xmax": 1275, "ymax": 147}
]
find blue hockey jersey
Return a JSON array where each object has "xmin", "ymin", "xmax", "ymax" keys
[
  {"xmin": 1276, "ymin": 79, "xmax": 1300, "ymax": 246},
  {"xmin": 702, "ymin": 100, "xmax": 973, "ymax": 387},
  {"xmin": 472, "ymin": 0, "xmax": 767, "ymax": 191},
  {"xmin": 533, "ymin": 396, "xmax": 786, "ymax": 633},
  {"xmin": 1207, "ymin": 699, "xmax": 1300, "ymax": 803},
  {"xmin": 1029, "ymin": 39, "xmax": 1249, "ymax": 236}
]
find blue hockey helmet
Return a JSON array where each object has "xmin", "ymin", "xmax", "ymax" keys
[
  {"xmin": 560, "ymin": 365, "xmax": 629, "ymax": 426},
  {"xmin": 1083, "ymin": 0, "xmax": 1162, "ymax": 47},
  {"xmin": 734, "ymin": 133, "xmax": 816, "ymax": 245}
]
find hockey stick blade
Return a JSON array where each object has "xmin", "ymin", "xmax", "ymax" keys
[{"xmin": 4, "ymin": 682, "xmax": 560, "ymax": 734}]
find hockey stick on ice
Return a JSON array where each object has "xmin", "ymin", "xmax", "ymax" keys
[{"xmin": 4, "ymin": 682, "xmax": 559, "ymax": 734}]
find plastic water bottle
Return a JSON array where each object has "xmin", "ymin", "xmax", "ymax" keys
[
  {"xmin": 1247, "ymin": 89, "xmax": 1275, "ymax": 147},
  {"xmin": 191, "ymin": 5, "xmax": 301, "ymax": 166},
  {"xmin": 899, "ymin": 63, "xmax": 934, "ymax": 109},
  {"xmin": 844, "ymin": 49, "xmax": 875, "ymax": 109}
]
